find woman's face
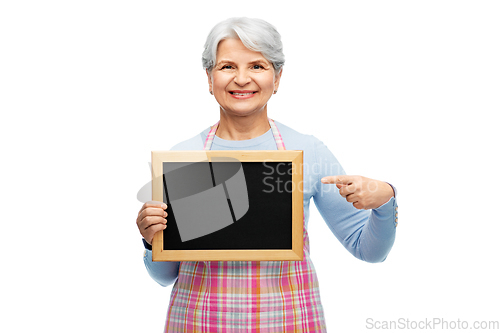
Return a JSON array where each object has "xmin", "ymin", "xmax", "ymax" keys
[{"xmin": 208, "ymin": 38, "xmax": 281, "ymax": 117}]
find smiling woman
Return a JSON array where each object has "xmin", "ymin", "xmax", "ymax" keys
[
  {"xmin": 202, "ymin": 17, "xmax": 285, "ymax": 141},
  {"xmin": 136, "ymin": 17, "xmax": 398, "ymax": 332},
  {"xmin": 208, "ymin": 38, "xmax": 281, "ymax": 133}
]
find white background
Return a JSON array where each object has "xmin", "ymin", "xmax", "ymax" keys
[{"xmin": 1, "ymin": 1, "xmax": 499, "ymax": 332}]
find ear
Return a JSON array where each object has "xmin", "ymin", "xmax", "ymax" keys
[
  {"xmin": 274, "ymin": 68, "xmax": 283, "ymax": 92},
  {"xmin": 206, "ymin": 69, "xmax": 213, "ymax": 93}
]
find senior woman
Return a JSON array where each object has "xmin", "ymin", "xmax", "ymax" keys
[{"xmin": 136, "ymin": 17, "xmax": 398, "ymax": 332}]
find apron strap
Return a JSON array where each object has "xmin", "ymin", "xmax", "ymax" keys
[{"xmin": 204, "ymin": 117, "xmax": 286, "ymax": 151}]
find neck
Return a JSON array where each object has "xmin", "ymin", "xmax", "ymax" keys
[{"xmin": 215, "ymin": 109, "xmax": 271, "ymax": 141}]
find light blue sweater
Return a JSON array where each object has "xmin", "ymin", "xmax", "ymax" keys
[{"xmin": 143, "ymin": 120, "xmax": 398, "ymax": 287}]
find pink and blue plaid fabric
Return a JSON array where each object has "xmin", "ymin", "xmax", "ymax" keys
[{"xmin": 165, "ymin": 118, "xmax": 327, "ymax": 332}]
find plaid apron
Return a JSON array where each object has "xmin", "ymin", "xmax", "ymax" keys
[{"xmin": 165, "ymin": 118, "xmax": 327, "ymax": 332}]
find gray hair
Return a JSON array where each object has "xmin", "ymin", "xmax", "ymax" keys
[{"xmin": 202, "ymin": 17, "xmax": 285, "ymax": 76}]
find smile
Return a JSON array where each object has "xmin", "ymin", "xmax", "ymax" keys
[{"xmin": 229, "ymin": 91, "xmax": 257, "ymax": 99}]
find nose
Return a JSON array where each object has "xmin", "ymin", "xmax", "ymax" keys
[{"xmin": 233, "ymin": 69, "xmax": 251, "ymax": 86}]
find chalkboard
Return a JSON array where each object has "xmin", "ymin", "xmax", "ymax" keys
[{"xmin": 151, "ymin": 150, "xmax": 303, "ymax": 261}]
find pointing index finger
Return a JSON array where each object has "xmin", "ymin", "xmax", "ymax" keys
[{"xmin": 321, "ymin": 175, "xmax": 353, "ymax": 185}]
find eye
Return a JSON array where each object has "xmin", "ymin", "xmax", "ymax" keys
[
  {"xmin": 252, "ymin": 64, "xmax": 264, "ymax": 69},
  {"xmin": 221, "ymin": 65, "xmax": 233, "ymax": 70}
]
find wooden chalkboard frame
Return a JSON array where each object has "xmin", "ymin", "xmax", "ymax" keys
[{"xmin": 151, "ymin": 150, "xmax": 303, "ymax": 262}]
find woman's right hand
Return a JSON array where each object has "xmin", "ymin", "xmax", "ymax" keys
[{"xmin": 136, "ymin": 201, "xmax": 168, "ymax": 246}]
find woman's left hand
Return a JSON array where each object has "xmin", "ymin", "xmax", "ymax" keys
[{"xmin": 321, "ymin": 175, "xmax": 394, "ymax": 210}]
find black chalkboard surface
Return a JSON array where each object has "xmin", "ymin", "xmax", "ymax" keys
[{"xmin": 151, "ymin": 150, "xmax": 303, "ymax": 261}]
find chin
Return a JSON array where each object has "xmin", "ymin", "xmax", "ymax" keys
[{"xmin": 225, "ymin": 108, "xmax": 265, "ymax": 117}]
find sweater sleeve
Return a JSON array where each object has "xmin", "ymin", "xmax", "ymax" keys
[
  {"xmin": 143, "ymin": 249, "xmax": 180, "ymax": 287},
  {"xmin": 311, "ymin": 137, "xmax": 397, "ymax": 263}
]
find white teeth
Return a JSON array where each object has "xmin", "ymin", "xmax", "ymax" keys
[{"xmin": 232, "ymin": 92, "xmax": 253, "ymax": 95}]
